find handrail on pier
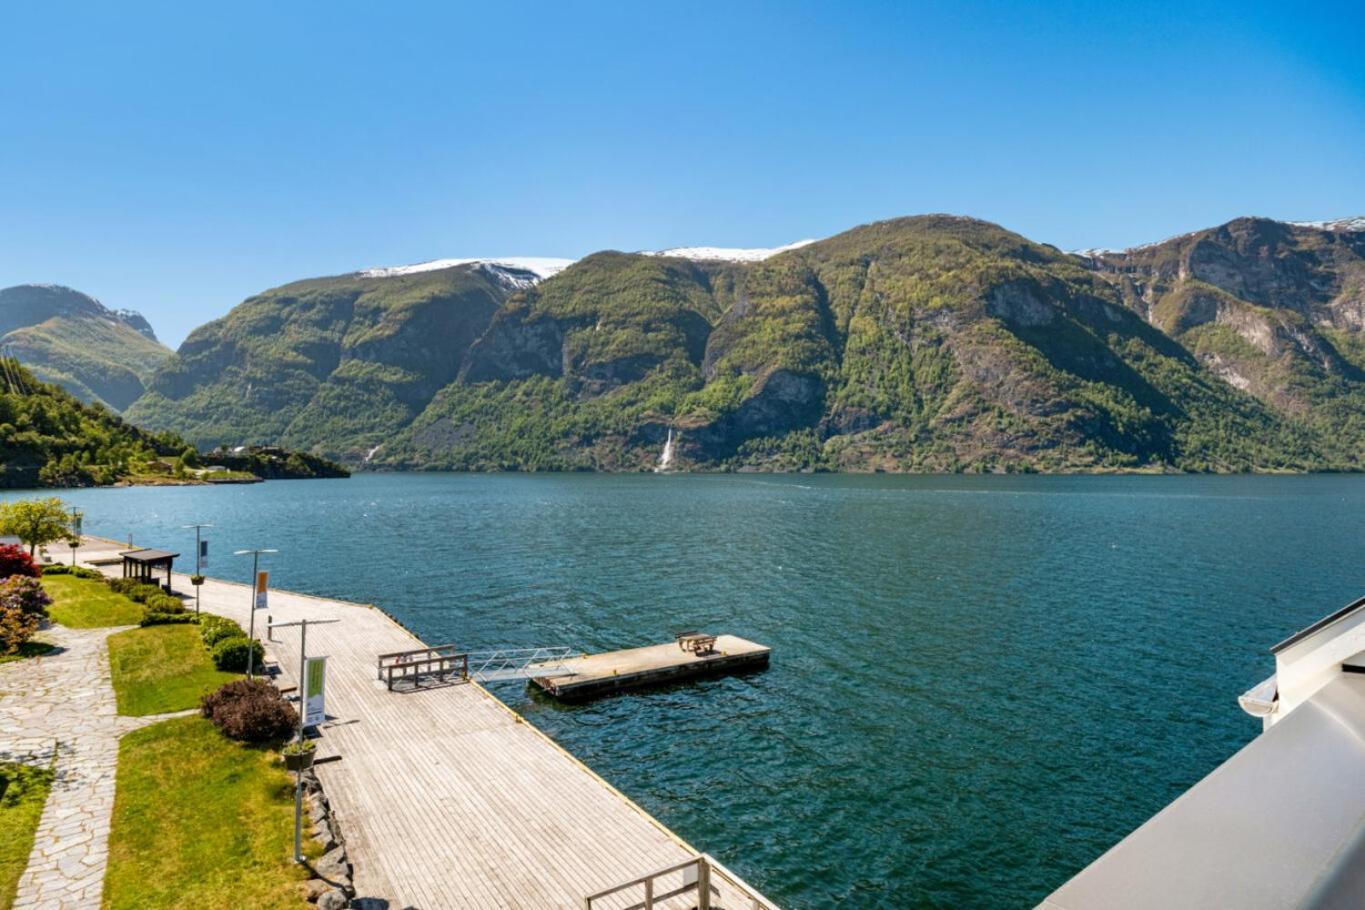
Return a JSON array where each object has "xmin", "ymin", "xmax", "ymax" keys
[
  {"xmin": 583, "ymin": 853, "xmax": 780, "ymax": 910},
  {"xmin": 376, "ymin": 644, "xmax": 468, "ymax": 691}
]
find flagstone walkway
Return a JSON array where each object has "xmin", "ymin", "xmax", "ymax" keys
[{"xmin": 0, "ymin": 623, "xmax": 191, "ymax": 910}]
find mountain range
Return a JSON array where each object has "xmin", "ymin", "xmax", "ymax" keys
[{"xmin": 7, "ymin": 214, "xmax": 1364, "ymax": 473}]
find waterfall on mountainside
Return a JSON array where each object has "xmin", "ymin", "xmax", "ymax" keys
[{"xmin": 655, "ymin": 428, "xmax": 674, "ymax": 473}]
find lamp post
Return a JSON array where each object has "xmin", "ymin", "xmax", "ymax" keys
[
  {"xmin": 272, "ymin": 616, "xmax": 339, "ymax": 862},
  {"xmin": 66, "ymin": 508, "xmax": 83, "ymax": 567},
  {"xmin": 183, "ymin": 523, "xmax": 212, "ymax": 616},
  {"xmin": 233, "ymin": 548, "xmax": 277, "ymax": 679}
]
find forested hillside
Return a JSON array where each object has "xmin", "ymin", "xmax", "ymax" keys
[
  {"xmin": 0, "ymin": 358, "xmax": 347, "ymax": 488},
  {"xmin": 0, "ymin": 357, "xmax": 190, "ymax": 487},
  {"xmin": 124, "ymin": 264, "xmax": 520, "ymax": 459},
  {"xmin": 126, "ymin": 216, "xmax": 1365, "ymax": 473}
]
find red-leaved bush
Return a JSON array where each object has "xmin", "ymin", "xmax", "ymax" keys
[
  {"xmin": 0, "ymin": 544, "xmax": 40, "ymax": 580},
  {"xmin": 200, "ymin": 679, "xmax": 298, "ymax": 743}
]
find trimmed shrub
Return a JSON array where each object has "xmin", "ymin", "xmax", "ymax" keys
[
  {"xmin": 140, "ymin": 612, "xmax": 199, "ymax": 627},
  {"xmin": 106, "ymin": 577, "xmax": 141, "ymax": 596},
  {"xmin": 0, "ymin": 605, "xmax": 40, "ymax": 653},
  {"xmin": 200, "ymin": 615, "xmax": 245, "ymax": 647},
  {"xmin": 144, "ymin": 594, "xmax": 186, "ymax": 614},
  {"xmin": 210, "ymin": 636, "xmax": 264, "ymax": 673},
  {"xmin": 0, "ymin": 544, "xmax": 41, "ymax": 580},
  {"xmin": 41, "ymin": 564, "xmax": 71, "ymax": 575},
  {"xmin": 0, "ymin": 576, "xmax": 52, "ymax": 620},
  {"xmin": 200, "ymin": 679, "xmax": 297, "ymax": 743},
  {"xmin": 70, "ymin": 566, "xmax": 104, "ymax": 580},
  {"xmin": 125, "ymin": 584, "xmax": 166, "ymax": 604}
]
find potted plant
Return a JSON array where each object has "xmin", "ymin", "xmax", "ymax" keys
[
  {"xmin": 190, "ymin": 574, "xmax": 205, "ymax": 586},
  {"xmin": 282, "ymin": 739, "xmax": 316, "ymax": 771}
]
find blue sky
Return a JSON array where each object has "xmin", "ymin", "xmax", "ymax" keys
[{"xmin": 2, "ymin": 1, "xmax": 1363, "ymax": 346}]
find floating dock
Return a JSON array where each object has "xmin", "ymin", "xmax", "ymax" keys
[{"xmin": 533, "ymin": 635, "xmax": 771, "ymax": 700}]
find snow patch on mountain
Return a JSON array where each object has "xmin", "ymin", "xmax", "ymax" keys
[
  {"xmin": 358, "ymin": 257, "xmax": 575, "ymax": 285},
  {"xmin": 1289, "ymin": 217, "xmax": 1365, "ymax": 232},
  {"xmin": 641, "ymin": 239, "xmax": 816, "ymax": 262}
]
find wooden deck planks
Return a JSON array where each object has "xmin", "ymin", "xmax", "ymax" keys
[{"xmin": 74, "ymin": 538, "xmax": 759, "ymax": 909}]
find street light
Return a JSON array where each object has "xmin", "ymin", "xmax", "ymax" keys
[
  {"xmin": 67, "ymin": 508, "xmax": 83, "ymax": 567},
  {"xmin": 183, "ymin": 524, "xmax": 213, "ymax": 615},
  {"xmin": 233, "ymin": 548, "xmax": 277, "ymax": 679}
]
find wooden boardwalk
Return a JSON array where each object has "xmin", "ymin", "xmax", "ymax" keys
[
  {"xmin": 75, "ymin": 539, "xmax": 768, "ymax": 910},
  {"xmin": 535, "ymin": 636, "xmax": 770, "ymax": 700}
]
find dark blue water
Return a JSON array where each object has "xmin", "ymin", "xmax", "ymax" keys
[{"xmin": 10, "ymin": 474, "xmax": 1362, "ymax": 908}]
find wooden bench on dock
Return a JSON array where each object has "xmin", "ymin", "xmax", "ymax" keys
[
  {"xmin": 676, "ymin": 631, "xmax": 718, "ymax": 654},
  {"xmin": 376, "ymin": 644, "xmax": 468, "ymax": 690}
]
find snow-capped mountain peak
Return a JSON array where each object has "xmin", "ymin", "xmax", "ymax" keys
[
  {"xmin": 640, "ymin": 239, "xmax": 817, "ymax": 262},
  {"xmin": 358, "ymin": 256, "xmax": 576, "ymax": 288}
]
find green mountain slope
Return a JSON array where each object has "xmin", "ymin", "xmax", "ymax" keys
[
  {"xmin": 129, "ymin": 215, "xmax": 1365, "ymax": 473},
  {"xmin": 124, "ymin": 264, "xmax": 519, "ymax": 459},
  {"xmin": 0, "ymin": 285, "xmax": 171, "ymax": 411},
  {"xmin": 0, "ymin": 356, "xmax": 190, "ymax": 487}
]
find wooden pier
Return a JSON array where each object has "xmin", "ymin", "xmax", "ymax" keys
[
  {"xmin": 534, "ymin": 635, "xmax": 771, "ymax": 700},
  {"xmin": 75, "ymin": 537, "xmax": 778, "ymax": 910}
]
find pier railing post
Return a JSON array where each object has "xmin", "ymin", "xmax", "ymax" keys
[{"xmin": 697, "ymin": 856, "xmax": 711, "ymax": 910}]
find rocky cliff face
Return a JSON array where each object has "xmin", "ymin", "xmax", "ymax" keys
[
  {"xmin": 1081, "ymin": 217, "xmax": 1365, "ymax": 420},
  {"xmin": 0, "ymin": 284, "xmax": 169, "ymax": 410}
]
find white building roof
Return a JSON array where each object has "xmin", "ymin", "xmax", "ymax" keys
[{"xmin": 1040, "ymin": 662, "xmax": 1365, "ymax": 909}]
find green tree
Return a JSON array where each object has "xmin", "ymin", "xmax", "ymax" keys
[{"xmin": 0, "ymin": 497, "xmax": 71, "ymax": 556}]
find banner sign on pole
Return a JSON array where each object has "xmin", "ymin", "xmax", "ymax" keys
[
  {"xmin": 200, "ymin": 539, "xmax": 209, "ymax": 568},
  {"xmin": 303, "ymin": 657, "xmax": 327, "ymax": 727},
  {"xmin": 254, "ymin": 571, "xmax": 269, "ymax": 609}
]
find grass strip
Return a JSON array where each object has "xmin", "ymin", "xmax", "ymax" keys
[
  {"xmin": 107, "ymin": 625, "xmax": 238, "ymax": 716},
  {"xmin": 104, "ymin": 716, "xmax": 318, "ymax": 910},
  {"xmin": 0, "ymin": 761, "xmax": 54, "ymax": 910},
  {"xmin": 42, "ymin": 576, "xmax": 143, "ymax": 628}
]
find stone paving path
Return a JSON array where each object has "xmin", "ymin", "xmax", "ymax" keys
[{"xmin": 0, "ymin": 623, "xmax": 191, "ymax": 910}]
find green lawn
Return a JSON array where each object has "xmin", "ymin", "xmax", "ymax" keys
[
  {"xmin": 0, "ymin": 762, "xmax": 54, "ymax": 910},
  {"xmin": 42, "ymin": 576, "xmax": 144, "ymax": 628},
  {"xmin": 104, "ymin": 717, "xmax": 318, "ymax": 910},
  {"xmin": 107, "ymin": 625, "xmax": 239, "ymax": 716},
  {"xmin": 0, "ymin": 640, "xmax": 56, "ymax": 665}
]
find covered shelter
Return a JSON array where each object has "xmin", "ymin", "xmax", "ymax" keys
[{"xmin": 121, "ymin": 547, "xmax": 179, "ymax": 590}]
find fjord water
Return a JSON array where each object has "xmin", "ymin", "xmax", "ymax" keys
[{"xmin": 32, "ymin": 474, "xmax": 1364, "ymax": 908}]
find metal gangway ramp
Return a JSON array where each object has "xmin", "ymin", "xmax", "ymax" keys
[
  {"xmin": 466, "ymin": 647, "xmax": 577, "ymax": 682},
  {"xmin": 377, "ymin": 644, "xmax": 578, "ymax": 689}
]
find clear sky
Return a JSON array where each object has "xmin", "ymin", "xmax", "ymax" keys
[{"xmin": 2, "ymin": 1, "xmax": 1363, "ymax": 346}]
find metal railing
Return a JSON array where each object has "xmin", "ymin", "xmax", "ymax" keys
[
  {"xmin": 584, "ymin": 853, "xmax": 780, "ymax": 910},
  {"xmin": 376, "ymin": 644, "xmax": 468, "ymax": 690},
  {"xmin": 465, "ymin": 647, "xmax": 577, "ymax": 682}
]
